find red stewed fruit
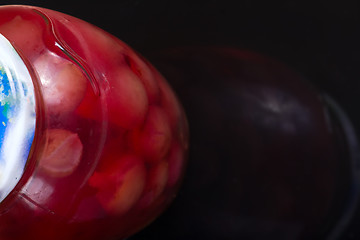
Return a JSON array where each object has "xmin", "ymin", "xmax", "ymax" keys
[{"xmin": 0, "ymin": 5, "xmax": 188, "ymax": 240}]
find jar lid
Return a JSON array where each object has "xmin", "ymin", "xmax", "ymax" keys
[{"xmin": 0, "ymin": 33, "xmax": 36, "ymax": 202}]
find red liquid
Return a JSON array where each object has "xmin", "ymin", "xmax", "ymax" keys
[{"xmin": 0, "ymin": 5, "xmax": 188, "ymax": 240}]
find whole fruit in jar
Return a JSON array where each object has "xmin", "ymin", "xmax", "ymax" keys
[{"xmin": 0, "ymin": 5, "xmax": 188, "ymax": 240}]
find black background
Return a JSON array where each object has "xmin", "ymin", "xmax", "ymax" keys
[{"xmin": 1, "ymin": 1, "xmax": 360, "ymax": 239}]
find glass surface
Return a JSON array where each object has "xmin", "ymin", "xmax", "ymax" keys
[{"xmin": 0, "ymin": 5, "xmax": 188, "ymax": 240}]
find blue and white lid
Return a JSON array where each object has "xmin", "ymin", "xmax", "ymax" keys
[{"xmin": 0, "ymin": 33, "xmax": 36, "ymax": 202}]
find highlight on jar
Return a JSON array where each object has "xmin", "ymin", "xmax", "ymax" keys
[{"xmin": 0, "ymin": 5, "xmax": 189, "ymax": 240}]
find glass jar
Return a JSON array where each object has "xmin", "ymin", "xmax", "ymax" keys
[{"xmin": 0, "ymin": 5, "xmax": 188, "ymax": 240}]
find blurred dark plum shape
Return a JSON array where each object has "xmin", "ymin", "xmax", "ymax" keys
[{"xmin": 130, "ymin": 47, "xmax": 356, "ymax": 240}]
